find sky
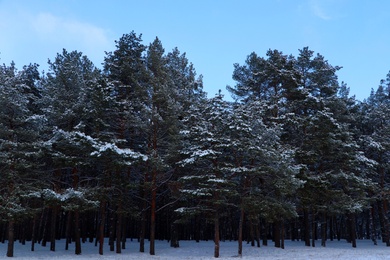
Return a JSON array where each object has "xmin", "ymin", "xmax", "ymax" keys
[{"xmin": 1, "ymin": 0, "xmax": 390, "ymax": 101}]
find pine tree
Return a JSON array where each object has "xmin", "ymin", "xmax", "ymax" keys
[
  {"xmin": 0, "ymin": 62, "xmax": 44, "ymax": 257},
  {"xmin": 177, "ymin": 94, "xmax": 239, "ymax": 258},
  {"xmin": 359, "ymin": 74, "xmax": 390, "ymax": 245},
  {"xmin": 228, "ymin": 101, "xmax": 300, "ymax": 254},
  {"xmin": 40, "ymin": 49, "xmax": 116, "ymax": 254}
]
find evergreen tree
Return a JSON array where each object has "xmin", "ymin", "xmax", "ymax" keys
[
  {"xmin": 177, "ymin": 94, "xmax": 239, "ymax": 258},
  {"xmin": 228, "ymin": 101, "xmax": 300, "ymax": 254},
  {"xmin": 359, "ymin": 75, "xmax": 390, "ymax": 245},
  {"xmin": 40, "ymin": 49, "xmax": 131, "ymax": 254},
  {"xmin": 0, "ymin": 62, "xmax": 44, "ymax": 257}
]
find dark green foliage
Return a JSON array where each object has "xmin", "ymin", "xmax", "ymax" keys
[{"xmin": 2, "ymin": 31, "xmax": 390, "ymax": 257}]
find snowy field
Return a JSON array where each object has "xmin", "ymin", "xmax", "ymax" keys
[{"xmin": 0, "ymin": 239, "xmax": 389, "ymax": 259}]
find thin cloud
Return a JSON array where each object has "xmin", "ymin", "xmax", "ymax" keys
[
  {"xmin": 0, "ymin": 2, "xmax": 112, "ymax": 68},
  {"xmin": 30, "ymin": 12, "xmax": 110, "ymax": 51},
  {"xmin": 309, "ymin": 0, "xmax": 332, "ymax": 20}
]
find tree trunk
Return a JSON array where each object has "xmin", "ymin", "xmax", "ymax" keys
[
  {"xmin": 383, "ymin": 200, "xmax": 390, "ymax": 246},
  {"xmin": 370, "ymin": 205, "xmax": 378, "ymax": 245},
  {"xmin": 262, "ymin": 222, "xmax": 268, "ymax": 246},
  {"xmin": 321, "ymin": 212, "xmax": 327, "ymax": 247},
  {"xmin": 50, "ymin": 206, "xmax": 57, "ymax": 251},
  {"xmin": 377, "ymin": 199, "xmax": 389, "ymax": 245},
  {"xmin": 149, "ymin": 118, "xmax": 159, "ymax": 256},
  {"xmin": 281, "ymin": 221, "xmax": 285, "ymax": 249},
  {"xmin": 303, "ymin": 208, "xmax": 310, "ymax": 246},
  {"xmin": 249, "ymin": 220, "xmax": 255, "ymax": 247},
  {"xmin": 109, "ymin": 211, "xmax": 115, "ymax": 252},
  {"xmin": 122, "ymin": 218, "xmax": 127, "ymax": 250},
  {"xmin": 348, "ymin": 213, "xmax": 356, "ymax": 248},
  {"xmin": 116, "ymin": 209, "xmax": 122, "ymax": 254},
  {"xmin": 274, "ymin": 221, "xmax": 281, "ymax": 248},
  {"xmin": 329, "ymin": 216, "xmax": 334, "ymax": 241},
  {"xmin": 99, "ymin": 200, "xmax": 106, "ymax": 255},
  {"xmin": 195, "ymin": 215, "xmax": 200, "ymax": 243},
  {"xmin": 311, "ymin": 213, "xmax": 316, "ymax": 248},
  {"xmin": 238, "ymin": 208, "xmax": 244, "ymax": 256},
  {"xmin": 214, "ymin": 215, "xmax": 220, "ymax": 258},
  {"xmin": 74, "ymin": 210, "xmax": 81, "ymax": 255},
  {"xmin": 139, "ymin": 209, "xmax": 146, "ymax": 252},
  {"xmin": 65, "ymin": 211, "xmax": 72, "ymax": 250},
  {"xmin": 139, "ymin": 170, "xmax": 148, "ymax": 253},
  {"xmin": 170, "ymin": 223, "xmax": 179, "ymax": 248},
  {"xmin": 6, "ymin": 220, "xmax": 15, "ymax": 257},
  {"xmin": 31, "ymin": 214, "xmax": 38, "ymax": 252},
  {"xmin": 150, "ymin": 168, "xmax": 157, "ymax": 255},
  {"xmin": 255, "ymin": 222, "xmax": 260, "ymax": 247}
]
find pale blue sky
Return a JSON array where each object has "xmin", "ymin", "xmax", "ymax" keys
[{"xmin": 1, "ymin": 0, "xmax": 389, "ymax": 100}]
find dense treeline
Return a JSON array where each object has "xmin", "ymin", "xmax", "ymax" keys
[{"xmin": 0, "ymin": 31, "xmax": 389, "ymax": 258}]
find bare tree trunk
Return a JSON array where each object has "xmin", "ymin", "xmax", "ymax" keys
[
  {"xmin": 99, "ymin": 200, "xmax": 106, "ymax": 255},
  {"xmin": 6, "ymin": 220, "xmax": 15, "ymax": 257},
  {"xmin": 274, "ymin": 221, "xmax": 281, "ymax": 248},
  {"xmin": 311, "ymin": 213, "xmax": 316, "ymax": 248},
  {"xmin": 303, "ymin": 208, "xmax": 310, "ymax": 246},
  {"xmin": 214, "ymin": 215, "xmax": 220, "ymax": 258},
  {"xmin": 74, "ymin": 210, "xmax": 81, "ymax": 255},
  {"xmin": 109, "ymin": 211, "xmax": 115, "ymax": 252},
  {"xmin": 238, "ymin": 208, "xmax": 244, "ymax": 257},
  {"xmin": 139, "ymin": 169, "xmax": 148, "ymax": 253},
  {"xmin": 150, "ymin": 171, "xmax": 157, "ymax": 255},
  {"xmin": 65, "ymin": 211, "xmax": 72, "ymax": 250},
  {"xmin": 370, "ymin": 205, "xmax": 378, "ymax": 245},
  {"xmin": 349, "ymin": 213, "xmax": 356, "ymax": 248},
  {"xmin": 31, "ymin": 214, "xmax": 38, "ymax": 252},
  {"xmin": 262, "ymin": 221, "xmax": 268, "ymax": 246},
  {"xmin": 377, "ymin": 199, "xmax": 390, "ymax": 245},
  {"xmin": 116, "ymin": 207, "xmax": 122, "ymax": 254},
  {"xmin": 170, "ymin": 222, "xmax": 179, "ymax": 248},
  {"xmin": 255, "ymin": 223, "xmax": 260, "ymax": 248},
  {"xmin": 321, "ymin": 212, "xmax": 327, "ymax": 247},
  {"xmin": 149, "ymin": 120, "xmax": 158, "ymax": 256},
  {"xmin": 249, "ymin": 220, "xmax": 255, "ymax": 247},
  {"xmin": 329, "ymin": 216, "xmax": 334, "ymax": 241},
  {"xmin": 281, "ymin": 221, "xmax": 285, "ymax": 249},
  {"xmin": 50, "ymin": 206, "xmax": 57, "ymax": 251}
]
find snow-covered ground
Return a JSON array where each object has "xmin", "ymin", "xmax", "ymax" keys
[{"xmin": 0, "ymin": 239, "xmax": 388, "ymax": 259}]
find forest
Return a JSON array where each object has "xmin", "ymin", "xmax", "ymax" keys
[{"xmin": 0, "ymin": 30, "xmax": 390, "ymax": 258}]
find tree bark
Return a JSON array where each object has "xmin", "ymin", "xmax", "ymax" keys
[
  {"xmin": 255, "ymin": 223, "xmax": 260, "ymax": 247},
  {"xmin": 303, "ymin": 208, "xmax": 310, "ymax": 246},
  {"xmin": 170, "ymin": 223, "xmax": 179, "ymax": 248},
  {"xmin": 214, "ymin": 215, "xmax": 220, "ymax": 258},
  {"xmin": 311, "ymin": 213, "xmax": 316, "ymax": 248},
  {"xmin": 262, "ymin": 222, "xmax": 268, "ymax": 246},
  {"xmin": 65, "ymin": 211, "xmax": 72, "ymax": 250},
  {"xmin": 274, "ymin": 221, "xmax": 281, "ymax": 248},
  {"xmin": 74, "ymin": 210, "xmax": 81, "ymax": 255},
  {"xmin": 109, "ymin": 211, "xmax": 115, "ymax": 252},
  {"xmin": 348, "ymin": 213, "xmax": 356, "ymax": 248},
  {"xmin": 50, "ymin": 206, "xmax": 57, "ymax": 251},
  {"xmin": 31, "ymin": 214, "xmax": 38, "ymax": 252},
  {"xmin": 238, "ymin": 208, "xmax": 244, "ymax": 256},
  {"xmin": 99, "ymin": 200, "xmax": 106, "ymax": 255},
  {"xmin": 6, "ymin": 220, "xmax": 15, "ymax": 257},
  {"xmin": 377, "ymin": 199, "xmax": 389, "ymax": 245},
  {"xmin": 150, "ymin": 173, "xmax": 157, "ymax": 255},
  {"xmin": 116, "ymin": 209, "xmax": 122, "ymax": 254},
  {"xmin": 321, "ymin": 212, "xmax": 327, "ymax": 247},
  {"xmin": 281, "ymin": 221, "xmax": 285, "ymax": 249},
  {"xmin": 370, "ymin": 205, "xmax": 378, "ymax": 245}
]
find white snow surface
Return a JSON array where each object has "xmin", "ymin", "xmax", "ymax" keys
[{"xmin": 1, "ymin": 239, "xmax": 389, "ymax": 259}]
